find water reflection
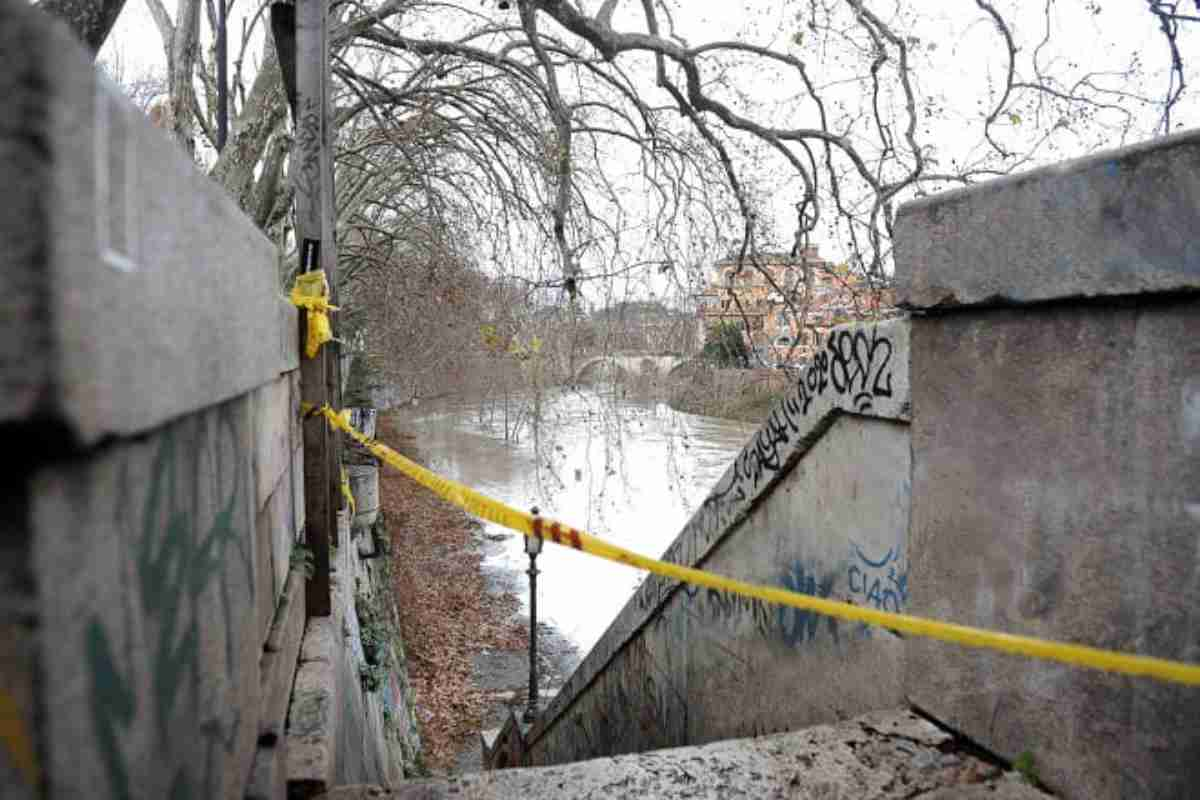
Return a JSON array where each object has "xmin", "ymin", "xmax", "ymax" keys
[{"xmin": 395, "ymin": 387, "xmax": 758, "ymax": 653}]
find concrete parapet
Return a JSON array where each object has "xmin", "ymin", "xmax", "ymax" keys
[
  {"xmin": 0, "ymin": 6, "xmax": 414, "ymax": 798},
  {"xmin": 904, "ymin": 301, "xmax": 1200, "ymax": 798},
  {"xmin": 0, "ymin": 0, "xmax": 296, "ymax": 446},
  {"xmin": 29, "ymin": 392, "xmax": 261, "ymax": 799},
  {"xmin": 895, "ymin": 129, "xmax": 1200, "ymax": 309},
  {"xmin": 527, "ymin": 319, "xmax": 911, "ymax": 764},
  {"xmin": 893, "ymin": 128, "xmax": 1200, "ymax": 799}
]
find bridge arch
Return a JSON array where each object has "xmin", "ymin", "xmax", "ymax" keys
[{"xmin": 570, "ymin": 352, "xmax": 686, "ymax": 383}]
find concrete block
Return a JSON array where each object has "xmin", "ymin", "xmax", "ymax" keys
[
  {"xmin": 0, "ymin": 0, "xmax": 297, "ymax": 446},
  {"xmin": 894, "ymin": 128, "xmax": 1200, "ymax": 309},
  {"xmin": 905, "ymin": 301, "xmax": 1200, "ymax": 799},
  {"xmin": 345, "ymin": 409, "xmax": 378, "ymax": 466},
  {"xmin": 300, "ymin": 617, "xmax": 337, "ymax": 665},
  {"xmin": 260, "ymin": 568, "xmax": 306, "ymax": 741},
  {"xmin": 528, "ymin": 319, "xmax": 910, "ymax": 762},
  {"xmin": 356, "ymin": 530, "xmax": 377, "ymax": 560},
  {"xmin": 30, "ymin": 392, "xmax": 261, "ymax": 800},
  {"xmin": 245, "ymin": 739, "xmax": 286, "ymax": 800},
  {"xmin": 255, "ymin": 375, "xmax": 294, "ymax": 512},
  {"xmin": 347, "ymin": 464, "xmax": 380, "ymax": 532},
  {"xmin": 287, "ymin": 658, "xmax": 338, "ymax": 798}
]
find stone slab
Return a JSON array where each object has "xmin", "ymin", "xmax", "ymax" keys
[
  {"xmin": 905, "ymin": 302, "xmax": 1200, "ymax": 799},
  {"xmin": 30, "ymin": 391, "xmax": 261, "ymax": 800},
  {"xmin": 0, "ymin": 0, "xmax": 297, "ymax": 446},
  {"xmin": 318, "ymin": 710, "xmax": 1051, "ymax": 799},
  {"xmin": 894, "ymin": 128, "xmax": 1200, "ymax": 309},
  {"xmin": 288, "ymin": 618, "xmax": 341, "ymax": 798},
  {"xmin": 528, "ymin": 319, "xmax": 910, "ymax": 758},
  {"xmin": 260, "ymin": 567, "xmax": 306, "ymax": 739}
]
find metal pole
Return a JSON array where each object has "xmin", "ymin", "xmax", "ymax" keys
[{"xmin": 524, "ymin": 550, "xmax": 540, "ymax": 723}]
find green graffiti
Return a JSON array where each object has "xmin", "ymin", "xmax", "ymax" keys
[{"xmin": 87, "ymin": 406, "xmax": 247, "ymax": 799}]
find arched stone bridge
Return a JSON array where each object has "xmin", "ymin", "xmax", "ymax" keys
[{"xmin": 571, "ymin": 352, "xmax": 687, "ymax": 382}]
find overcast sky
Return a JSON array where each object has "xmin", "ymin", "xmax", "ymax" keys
[{"xmin": 99, "ymin": 1, "xmax": 1199, "ymax": 303}]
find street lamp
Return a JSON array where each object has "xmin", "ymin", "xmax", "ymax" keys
[{"xmin": 523, "ymin": 513, "xmax": 543, "ymax": 723}]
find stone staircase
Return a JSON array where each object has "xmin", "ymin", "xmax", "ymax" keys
[{"xmin": 316, "ymin": 709, "xmax": 1052, "ymax": 799}]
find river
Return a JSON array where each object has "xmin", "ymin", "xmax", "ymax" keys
[{"xmin": 393, "ymin": 386, "xmax": 759, "ymax": 655}]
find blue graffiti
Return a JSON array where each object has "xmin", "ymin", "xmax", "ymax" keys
[
  {"xmin": 776, "ymin": 562, "xmax": 838, "ymax": 647},
  {"xmin": 847, "ymin": 544, "xmax": 907, "ymax": 613}
]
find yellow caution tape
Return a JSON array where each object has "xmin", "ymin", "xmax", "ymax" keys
[
  {"xmin": 340, "ymin": 465, "xmax": 356, "ymax": 518},
  {"xmin": 309, "ymin": 403, "xmax": 1200, "ymax": 687},
  {"xmin": 290, "ymin": 270, "xmax": 338, "ymax": 359}
]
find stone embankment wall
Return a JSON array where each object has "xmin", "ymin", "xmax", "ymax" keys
[
  {"xmin": 665, "ymin": 366, "xmax": 792, "ymax": 422},
  {"xmin": 0, "ymin": 4, "xmax": 418, "ymax": 797},
  {"xmin": 517, "ymin": 130, "xmax": 1200, "ymax": 800}
]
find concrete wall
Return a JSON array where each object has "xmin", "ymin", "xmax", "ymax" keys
[
  {"xmin": 30, "ymin": 374, "xmax": 303, "ymax": 799},
  {"xmin": 895, "ymin": 129, "xmax": 1200, "ymax": 799},
  {"xmin": 526, "ymin": 318, "xmax": 912, "ymax": 764},
  {"xmin": 0, "ymin": 4, "xmax": 416, "ymax": 797}
]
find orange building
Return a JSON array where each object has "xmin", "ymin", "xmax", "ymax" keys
[{"xmin": 694, "ymin": 247, "xmax": 894, "ymax": 364}]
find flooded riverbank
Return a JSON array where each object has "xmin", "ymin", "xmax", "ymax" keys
[
  {"xmin": 381, "ymin": 387, "xmax": 758, "ymax": 773},
  {"xmin": 392, "ymin": 386, "xmax": 758, "ymax": 655}
]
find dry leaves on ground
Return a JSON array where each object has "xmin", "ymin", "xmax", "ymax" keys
[{"xmin": 377, "ymin": 415, "xmax": 527, "ymax": 772}]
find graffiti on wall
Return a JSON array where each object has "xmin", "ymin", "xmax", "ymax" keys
[
  {"xmin": 85, "ymin": 403, "xmax": 252, "ymax": 800},
  {"xmin": 795, "ymin": 327, "xmax": 894, "ymax": 416},
  {"xmin": 847, "ymin": 544, "xmax": 907, "ymax": 613},
  {"xmin": 688, "ymin": 560, "xmax": 841, "ymax": 649},
  {"xmin": 776, "ymin": 561, "xmax": 840, "ymax": 648},
  {"xmin": 632, "ymin": 323, "xmax": 902, "ymax": 623}
]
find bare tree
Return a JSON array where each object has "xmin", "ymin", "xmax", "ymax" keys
[{"xmin": 64, "ymin": 0, "xmax": 1198, "ymax": 374}]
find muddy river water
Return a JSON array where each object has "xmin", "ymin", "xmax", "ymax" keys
[{"xmin": 394, "ymin": 387, "xmax": 759, "ymax": 655}]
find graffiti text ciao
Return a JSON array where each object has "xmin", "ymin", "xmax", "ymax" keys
[{"xmin": 847, "ymin": 544, "xmax": 907, "ymax": 613}]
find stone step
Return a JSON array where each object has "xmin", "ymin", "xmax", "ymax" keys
[{"xmin": 316, "ymin": 709, "xmax": 1052, "ymax": 799}]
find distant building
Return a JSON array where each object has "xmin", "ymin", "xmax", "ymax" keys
[{"xmin": 694, "ymin": 246, "xmax": 895, "ymax": 364}]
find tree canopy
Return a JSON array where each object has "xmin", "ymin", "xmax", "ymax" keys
[{"xmin": 60, "ymin": 0, "xmax": 1200, "ymax": 369}]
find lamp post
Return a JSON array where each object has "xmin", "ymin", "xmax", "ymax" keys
[{"xmin": 523, "ymin": 515, "xmax": 543, "ymax": 723}]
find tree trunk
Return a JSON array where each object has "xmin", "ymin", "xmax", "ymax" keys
[{"xmin": 37, "ymin": 0, "xmax": 127, "ymax": 54}]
